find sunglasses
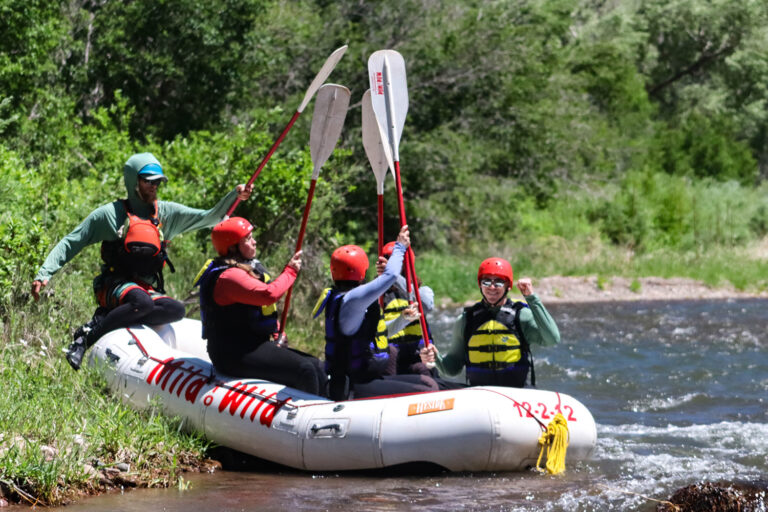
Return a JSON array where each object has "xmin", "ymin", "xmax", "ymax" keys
[
  {"xmin": 480, "ymin": 278, "xmax": 507, "ymax": 289},
  {"xmin": 139, "ymin": 177, "xmax": 162, "ymax": 187}
]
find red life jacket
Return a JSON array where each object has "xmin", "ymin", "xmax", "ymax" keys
[{"xmin": 101, "ymin": 200, "xmax": 174, "ymax": 285}]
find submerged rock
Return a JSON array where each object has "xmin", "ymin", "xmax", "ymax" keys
[{"xmin": 657, "ymin": 481, "xmax": 767, "ymax": 512}]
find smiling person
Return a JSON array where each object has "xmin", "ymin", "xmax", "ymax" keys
[
  {"xmin": 31, "ymin": 152, "xmax": 252, "ymax": 370},
  {"xmin": 195, "ymin": 217, "xmax": 327, "ymax": 396},
  {"xmin": 420, "ymin": 257, "xmax": 560, "ymax": 388}
]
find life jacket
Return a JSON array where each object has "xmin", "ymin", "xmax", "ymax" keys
[
  {"xmin": 196, "ymin": 258, "xmax": 278, "ymax": 360},
  {"xmin": 101, "ymin": 200, "xmax": 174, "ymax": 290},
  {"xmin": 463, "ymin": 298, "xmax": 534, "ymax": 388},
  {"xmin": 382, "ymin": 286, "xmax": 431, "ymax": 350},
  {"xmin": 315, "ymin": 288, "xmax": 389, "ymax": 395}
]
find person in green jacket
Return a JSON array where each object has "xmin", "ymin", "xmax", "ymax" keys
[
  {"xmin": 420, "ymin": 257, "xmax": 559, "ymax": 388},
  {"xmin": 31, "ymin": 152, "xmax": 252, "ymax": 370}
]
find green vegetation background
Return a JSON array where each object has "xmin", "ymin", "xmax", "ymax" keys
[{"xmin": 1, "ymin": 0, "xmax": 767, "ymax": 505}]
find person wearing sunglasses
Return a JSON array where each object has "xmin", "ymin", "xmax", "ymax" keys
[
  {"xmin": 31, "ymin": 152, "xmax": 252, "ymax": 370},
  {"xmin": 420, "ymin": 257, "xmax": 560, "ymax": 388}
]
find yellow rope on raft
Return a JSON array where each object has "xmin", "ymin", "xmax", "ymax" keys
[{"xmin": 536, "ymin": 412, "xmax": 569, "ymax": 475}]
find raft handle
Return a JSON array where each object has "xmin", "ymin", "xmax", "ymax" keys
[
  {"xmin": 105, "ymin": 348, "xmax": 121, "ymax": 364},
  {"xmin": 310, "ymin": 423, "xmax": 341, "ymax": 435}
]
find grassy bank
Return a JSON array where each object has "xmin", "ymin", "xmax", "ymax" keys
[{"xmin": 0, "ymin": 275, "xmax": 211, "ymax": 507}]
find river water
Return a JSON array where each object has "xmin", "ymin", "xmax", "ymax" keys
[{"xmin": 56, "ymin": 299, "xmax": 767, "ymax": 511}]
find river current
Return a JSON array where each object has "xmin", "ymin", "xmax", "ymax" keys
[{"xmin": 55, "ymin": 299, "xmax": 767, "ymax": 511}]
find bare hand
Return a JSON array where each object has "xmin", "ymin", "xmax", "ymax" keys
[
  {"xmin": 375, "ymin": 256, "xmax": 387, "ymax": 276},
  {"xmin": 402, "ymin": 303, "xmax": 420, "ymax": 322},
  {"xmin": 419, "ymin": 344, "xmax": 438, "ymax": 365},
  {"xmin": 31, "ymin": 279, "xmax": 48, "ymax": 301},
  {"xmin": 287, "ymin": 250, "xmax": 302, "ymax": 272},
  {"xmin": 396, "ymin": 225, "xmax": 410, "ymax": 249},
  {"xmin": 517, "ymin": 278, "xmax": 533, "ymax": 296},
  {"xmin": 236, "ymin": 184, "xmax": 253, "ymax": 201}
]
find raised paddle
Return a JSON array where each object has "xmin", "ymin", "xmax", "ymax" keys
[
  {"xmin": 361, "ymin": 89, "xmax": 393, "ymax": 260},
  {"xmin": 226, "ymin": 45, "xmax": 348, "ymax": 217},
  {"xmin": 277, "ymin": 83, "xmax": 351, "ymax": 340},
  {"xmin": 367, "ymin": 49, "xmax": 433, "ymax": 349},
  {"xmin": 362, "ymin": 89, "xmax": 393, "ymax": 308}
]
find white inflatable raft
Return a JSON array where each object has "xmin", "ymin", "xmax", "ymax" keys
[{"xmin": 88, "ymin": 318, "xmax": 596, "ymax": 472}]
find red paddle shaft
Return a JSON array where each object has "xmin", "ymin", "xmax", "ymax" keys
[
  {"xmin": 226, "ymin": 111, "xmax": 301, "ymax": 217},
  {"xmin": 393, "ymin": 161, "xmax": 431, "ymax": 346},
  {"xmin": 277, "ymin": 179, "xmax": 317, "ymax": 338}
]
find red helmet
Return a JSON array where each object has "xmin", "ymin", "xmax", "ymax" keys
[
  {"xmin": 212, "ymin": 217, "xmax": 253, "ymax": 256},
  {"xmin": 382, "ymin": 241, "xmax": 396, "ymax": 259},
  {"xmin": 331, "ymin": 245, "xmax": 369, "ymax": 281},
  {"xmin": 477, "ymin": 257, "xmax": 513, "ymax": 286},
  {"xmin": 381, "ymin": 241, "xmax": 414, "ymax": 260}
]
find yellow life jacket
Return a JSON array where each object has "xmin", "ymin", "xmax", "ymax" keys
[
  {"xmin": 463, "ymin": 298, "xmax": 531, "ymax": 387},
  {"xmin": 382, "ymin": 288, "xmax": 425, "ymax": 347}
]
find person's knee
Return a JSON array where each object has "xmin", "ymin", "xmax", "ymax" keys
[
  {"xmin": 296, "ymin": 361, "xmax": 321, "ymax": 394},
  {"xmin": 161, "ymin": 299, "xmax": 186, "ymax": 321},
  {"xmin": 123, "ymin": 290, "xmax": 154, "ymax": 315},
  {"xmin": 419, "ymin": 375, "xmax": 439, "ymax": 391}
]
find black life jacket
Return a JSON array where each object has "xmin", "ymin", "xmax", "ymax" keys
[
  {"xmin": 315, "ymin": 288, "xmax": 389, "ymax": 399},
  {"xmin": 101, "ymin": 200, "xmax": 174, "ymax": 290},
  {"xmin": 463, "ymin": 298, "xmax": 534, "ymax": 388},
  {"xmin": 197, "ymin": 258, "xmax": 277, "ymax": 362}
]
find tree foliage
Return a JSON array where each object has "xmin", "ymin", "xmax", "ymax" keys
[{"xmin": 1, "ymin": 0, "xmax": 767, "ymax": 313}]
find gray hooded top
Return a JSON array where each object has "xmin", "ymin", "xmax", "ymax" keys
[{"xmin": 34, "ymin": 152, "xmax": 239, "ymax": 282}]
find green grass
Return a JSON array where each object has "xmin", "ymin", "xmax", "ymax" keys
[{"xmin": 0, "ymin": 274, "xmax": 209, "ymax": 506}]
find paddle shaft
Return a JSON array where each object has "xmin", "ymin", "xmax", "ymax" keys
[
  {"xmin": 393, "ymin": 160, "xmax": 431, "ymax": 347},
  {"xmin": 226, "ymin": 111, "xmax": 301, "ymax": 217},
  {"xmin": 377, "ymin": 193, "xmax": 385, "ymax": 309},
  {"xmin": 278, "ymin": 178, "xmax": 317, "ymax": 337}
]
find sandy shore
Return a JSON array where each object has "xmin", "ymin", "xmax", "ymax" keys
[{"xmin": 532, "ymin": 275, "xmax": 768, "ymax": 303}]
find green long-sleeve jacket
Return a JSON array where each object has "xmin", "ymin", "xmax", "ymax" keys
[
  {"xmin": 434, "ymin": 293, "xmax": 560, "ymax": 377},
  {"xmin": 34, "ymin": 153, "xmax": 239, "ymax": 283}
]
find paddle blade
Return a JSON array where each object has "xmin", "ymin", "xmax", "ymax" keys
[
  {"xmin": 298, "ymin": 45, "xmax": 348, "ymax": 113},
  {"xmin": 362, "ymin": 89, "xmax": 392, "ymax": 194},
  {"xmin": 367, "ymin": 50, "xmax": 408, "ymax": 162},
  {"xmin": 310, "ymin": 84, "xmax": 351, "ymax": 179}
]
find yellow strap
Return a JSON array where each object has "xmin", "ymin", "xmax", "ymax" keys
[
  {"xmin": 535, "ymin": 413, "xmax": 569, "ymax": 475},
  {"xmin": 312, "ymin": 287, "xmax": 332, "ymax": 318},
  {"xmin": 193, "ymin": 258, "xmax": 214, "ymax": 286}
]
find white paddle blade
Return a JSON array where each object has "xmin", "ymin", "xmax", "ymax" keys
[
  {"xmin": 298, "ymin": 45, "xmax": 349, "ymax": 113},
  {"xmin": 309, "ymin": 84, "xmax": 350, "ymax": 179},
  {"xmin": 362, "ymin": 89, "xmax": 392, "ymax": 194},
  {"xmin": 367, "ymin": 50, "xmax": 408, "ymax": 163}
]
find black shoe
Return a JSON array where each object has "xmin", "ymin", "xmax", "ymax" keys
[{"xmin": 66, "ymin": 337, "xmax": 87, "ymax": 370}]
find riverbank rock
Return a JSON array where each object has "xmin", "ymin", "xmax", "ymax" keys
[{"xmin": 656, "ymin": 481, "xmax": 767, "ymax": 511}]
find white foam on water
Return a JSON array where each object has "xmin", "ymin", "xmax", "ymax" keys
[
  {"xmin": 628, "ymin": 392, "xmax": 702, "ymax": 412},
  {"xmin": 564, "ymin": 368, "xmax": 592, "ymax": 379}
]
